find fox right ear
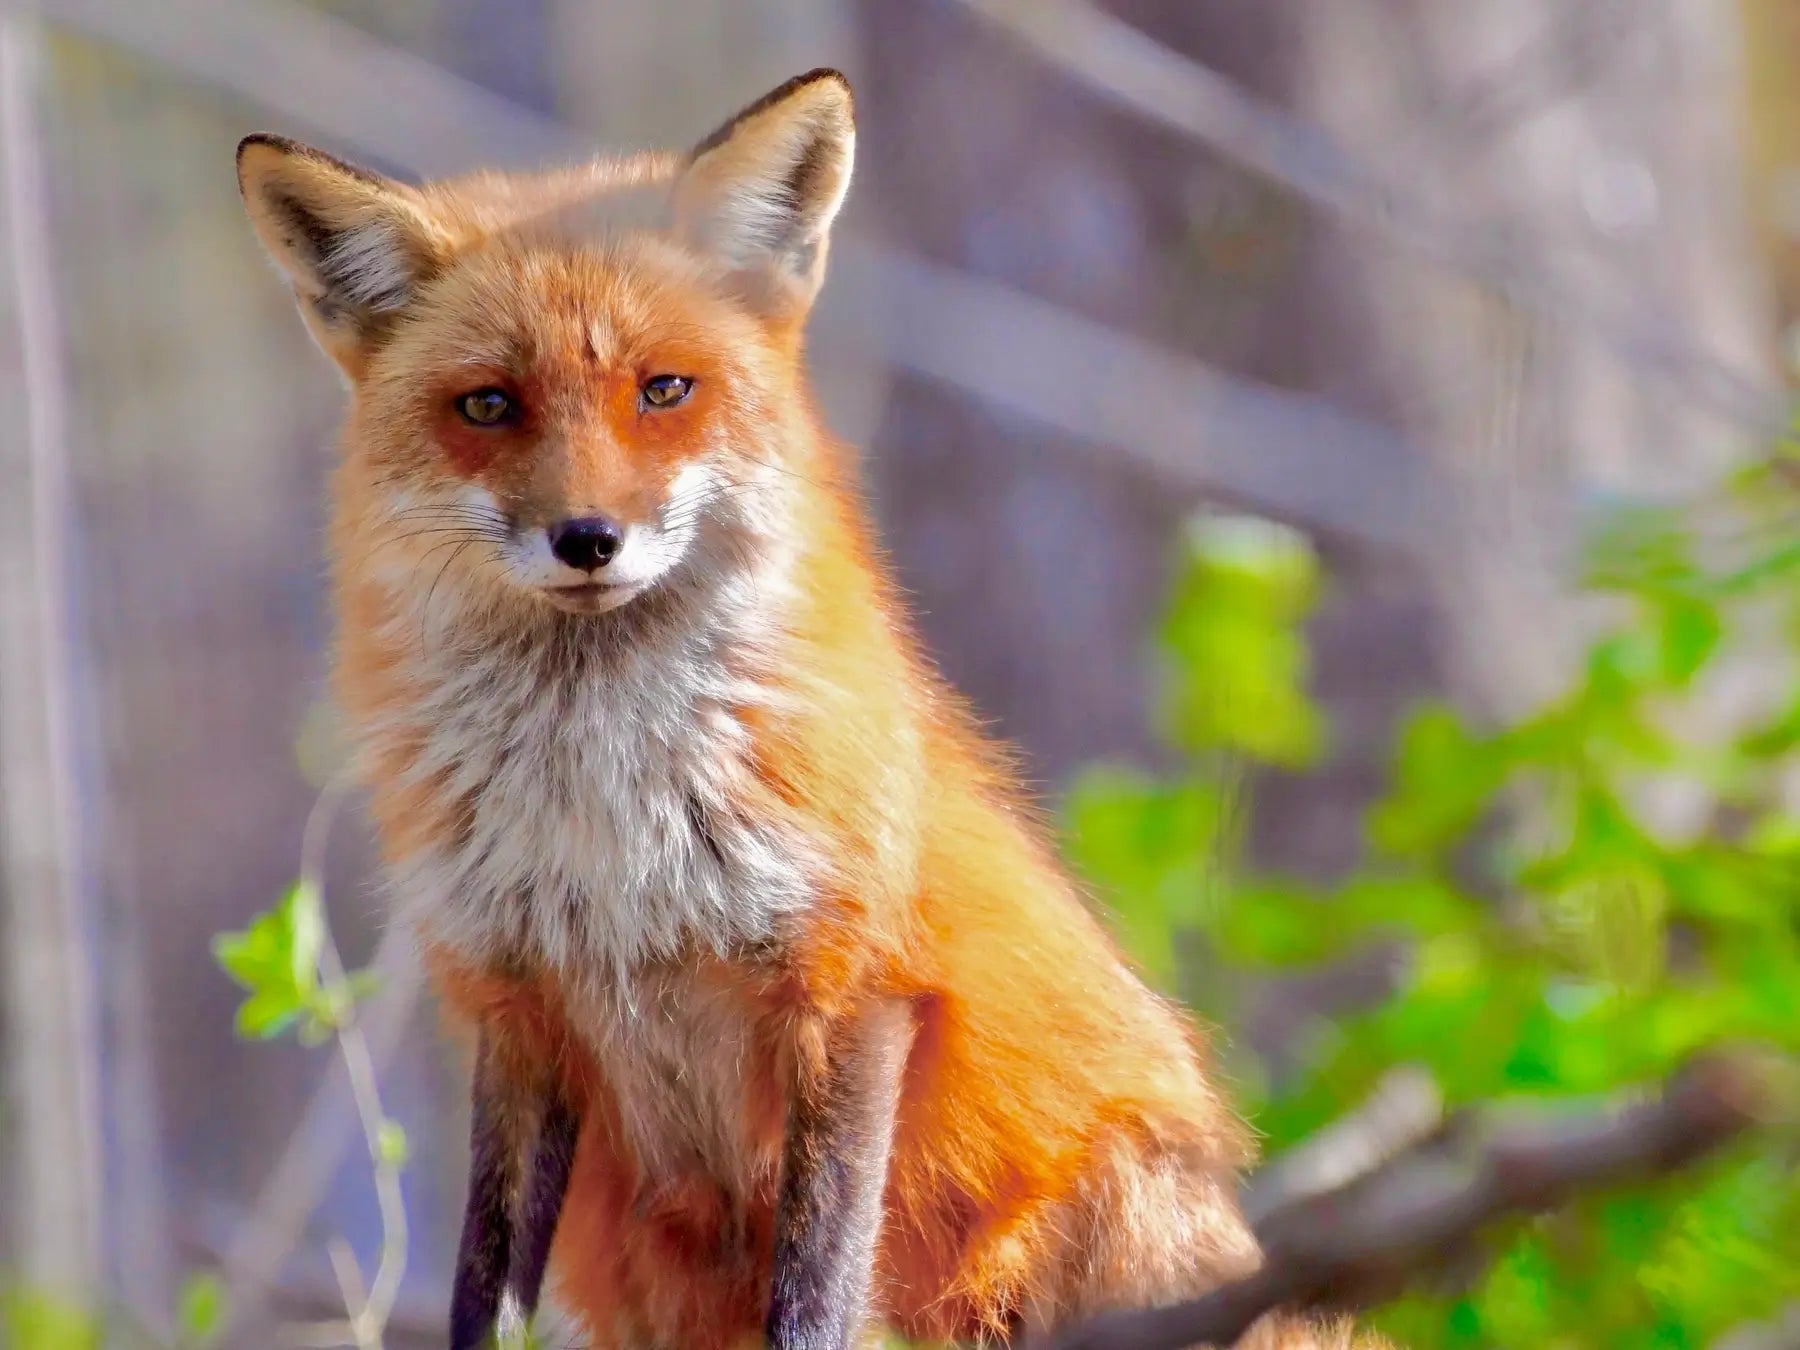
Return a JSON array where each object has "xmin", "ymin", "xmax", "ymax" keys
[
  {"xmin": 236, "ymin": 135, "xmax": 446, "ymax": 376},
  {"xmin": 673, "ymin": 69, "xmax": 854, "ymax": 318}
]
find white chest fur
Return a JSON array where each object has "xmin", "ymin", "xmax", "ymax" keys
[{"xmin": 373, "ymin": 597, "xmax": 815, "ymax": 987}]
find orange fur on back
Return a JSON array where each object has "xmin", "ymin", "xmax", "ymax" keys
[{"xmin": 237, "ymin": 71, "xmax": 1371, "ymax": 1350}]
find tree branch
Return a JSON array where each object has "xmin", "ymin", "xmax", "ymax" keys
[{"xmin": 1050, "ymin": 1051, "xmax": 1775, "ymax": 1350}]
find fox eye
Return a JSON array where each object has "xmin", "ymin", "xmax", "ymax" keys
[
  {"xmin": 457, "ymin": 387, "xmax": 515, "ymax": 426},
  {"xmin": 641, "ymin": 375, "xmax": 694, "ymax": 410}
]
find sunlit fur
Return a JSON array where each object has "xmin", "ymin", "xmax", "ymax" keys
[{"xmin": 240, "ymin": 73, "xmax": 1379, "ymax": 1349}]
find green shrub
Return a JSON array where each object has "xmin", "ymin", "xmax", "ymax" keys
[{"xmin": 1066, "ymin": 459, "xmax": 1800, "ymax": 1348}]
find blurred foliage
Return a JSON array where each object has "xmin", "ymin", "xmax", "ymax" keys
[
  {"xmin": 172, "ymin": 1274, "xmax": 226, "ymax": 1348},
  {"xmin": 1067, "ymin": 457, "xmax": 1800, "ymax": 1348},
  {"xmin": 0, "ymin": 1291, "xmax": 98, "ymax": 1350},
  {"xmin": 0, "ymin": 1273, "xmax": 225, "ymax": 1350}
]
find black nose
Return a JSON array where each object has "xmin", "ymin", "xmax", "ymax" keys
[{"xmin": 548, "ymin": 516, "xmax": 623, "ymax": 572}]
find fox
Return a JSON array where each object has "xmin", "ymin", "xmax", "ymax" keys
[{"xmin": 236, "ymin": 69, "xmax": 1374, "ymax": 1350}]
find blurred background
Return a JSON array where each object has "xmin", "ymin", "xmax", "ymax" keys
[{"xmin": 3, "ymin": 0, "xmax": 1800, "ymax": 1346}]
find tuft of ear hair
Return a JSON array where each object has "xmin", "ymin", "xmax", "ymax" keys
[
  {"xmin": 673, "ymin": 69, "xmax": 855, "ymax": 315},
  {"xmin": 236, "ymin": 135, "xmax": 446, "ymax": 373}
]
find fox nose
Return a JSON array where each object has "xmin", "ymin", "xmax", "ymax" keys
[{"xmin": 548, "ymin": 516, "xmax": 623, "ymax": 572}]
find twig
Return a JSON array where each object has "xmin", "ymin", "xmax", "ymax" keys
[
  {"xmin": 297, "ymin": 778, "xmax": 409, "ymax": 1350},
  {"xmin": 952, "ymin": 0, "xmax": 1783, "ymax": 433},
  {"xmin": 1050, "ymin": 1051, "xmax": 1774, "ymax": 1350},
  {"xmin": 281, "ymin": 1321, "xmax": 363, "ymax": 1350},
  {"xmin": 323, "ymin": 1237, "xmax": 370, "ymax": 1348},
  {"xmin": 1713, "ymin": 1303, "xmax": 1800, "ymax": 1350},
  {"xmin": 1242, "ymin": 1066, "xmax": 1443, "ymax": 1227},
  {"xmin": 221, "ymin": 926, "xmax": 422, "ymax": 1341}
]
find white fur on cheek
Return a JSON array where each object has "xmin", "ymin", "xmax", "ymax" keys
[
  {"xmin": 605, "ymin": 462, "xmax": 714, "ymax": 587},
  {"xmin": 502, "ymin": 519, "xmax": 566, "ymax": 587}
]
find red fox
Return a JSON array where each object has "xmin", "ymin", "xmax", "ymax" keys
[{"xmin": 237, "ymin": 69, "xmax": 1370, "ymax": 1350}]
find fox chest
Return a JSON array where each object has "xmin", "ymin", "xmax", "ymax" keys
[{"xmin": 378, "ymin": 638, "xmax": 814, "ymax": 978}]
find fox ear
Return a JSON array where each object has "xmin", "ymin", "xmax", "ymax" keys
[
  {"xmin": 673, "ymin": 69, "xmax": 854, "ymax": 315},
  {"xmin": 237, "ymin": 135, "xmax": 445, "ymax": 374}
]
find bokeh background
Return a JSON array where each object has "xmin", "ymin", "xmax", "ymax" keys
[{"xmin": 3, "ymin": 0, "xmax": 1800, "ymax": 1346}]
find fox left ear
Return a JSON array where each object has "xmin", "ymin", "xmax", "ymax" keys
[
  {"xmin": 237, "ymin": 135, "xmax": 447, "ymax": 377},
  {"xmin": 673, "ymin": 69, "xmax": 854, "ymax": 316}
]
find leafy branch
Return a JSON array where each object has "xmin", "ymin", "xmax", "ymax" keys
[{"xmin": 212, "ymin": 780, "xmax": 407, "ymax": 1350}]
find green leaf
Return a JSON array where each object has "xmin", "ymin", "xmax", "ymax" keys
[
  {"xmin": 1714, "ymin": 537, "xmax": 1800, "ymax": 595},
  {"xmin": 175, "ymin": 1272, "xmax": 227, "ymax": 1347},
  {"xmin": 1, "ymin": 1288, "xmax": 101, "ymax": 1350},
  {"xmin": 1064, "ymin": 767, "xmax": 1241, "ymax": 981},
  {"xmin": 1158, "ymin": 516, "xmax": 1326, "ymax": 768},
  {"xmin": 1214, "ymin": 879, "xmax": 1341, "ymax": 967},
  {"xmin": 1739, "ymin": 694, "xmax": 1800, "ymax": 759},
  {"xmin": 1583, "ymin": 504, "xmax": 1696, "ymax": 594},
  {"xmin": 210, "ymin": 915, "xmax": 282, "ymax": 990},
  {"xmin": 233, "ymin": 986, "xmax": 302, "ymax": 1041},
  {"xmin": 1367, "ymin": 703, "xmax": 1503, "ymax": 858},
  {"xmin": 1336, "ymin": 872, "xmax": 1479, "ymax": 941},
  {"xmin": 210, "ymin": 933, "xmax": 269, "ymax": 990},
  {"xmin": 214, "ymin": 878, "xmax": 335, "ymax": 1043},
  {"xmin": 1653, "ymin": 594, "xmax": 1722, "ymax": 686}
]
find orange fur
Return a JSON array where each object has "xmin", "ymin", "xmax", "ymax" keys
[{"xmin": 239, "ymin": 72, "xmax": 1371, "ymax": 1349}]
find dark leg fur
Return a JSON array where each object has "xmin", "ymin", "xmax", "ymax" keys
[
  {"xmin": 506, "ymin": 1088, "xmax": 579, "ymax": 1317},
  {"xmin": 449, "ymin": 1029, "xmax": 581, "ymax": 1350},
  {"xmin": 449, "ymin": 1062, "xmax": 515, "ymax": 1349},
  {"xmin": 765, "ymin": 1002, "xmax": 914, "ymax": 1350}
]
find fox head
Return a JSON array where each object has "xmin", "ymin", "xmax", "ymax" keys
[{"xmin": 237, "ymin": 70, "xmax": 853, "ymax": 621}]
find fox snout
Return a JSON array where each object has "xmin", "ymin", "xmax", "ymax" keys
[
  {"xmin": 547, "ymin": 515, "xmax": 625, "ymax": 573},
  {"xmin": 472, "ymin": 462, "xmax": 721, "ymax": 614}
]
